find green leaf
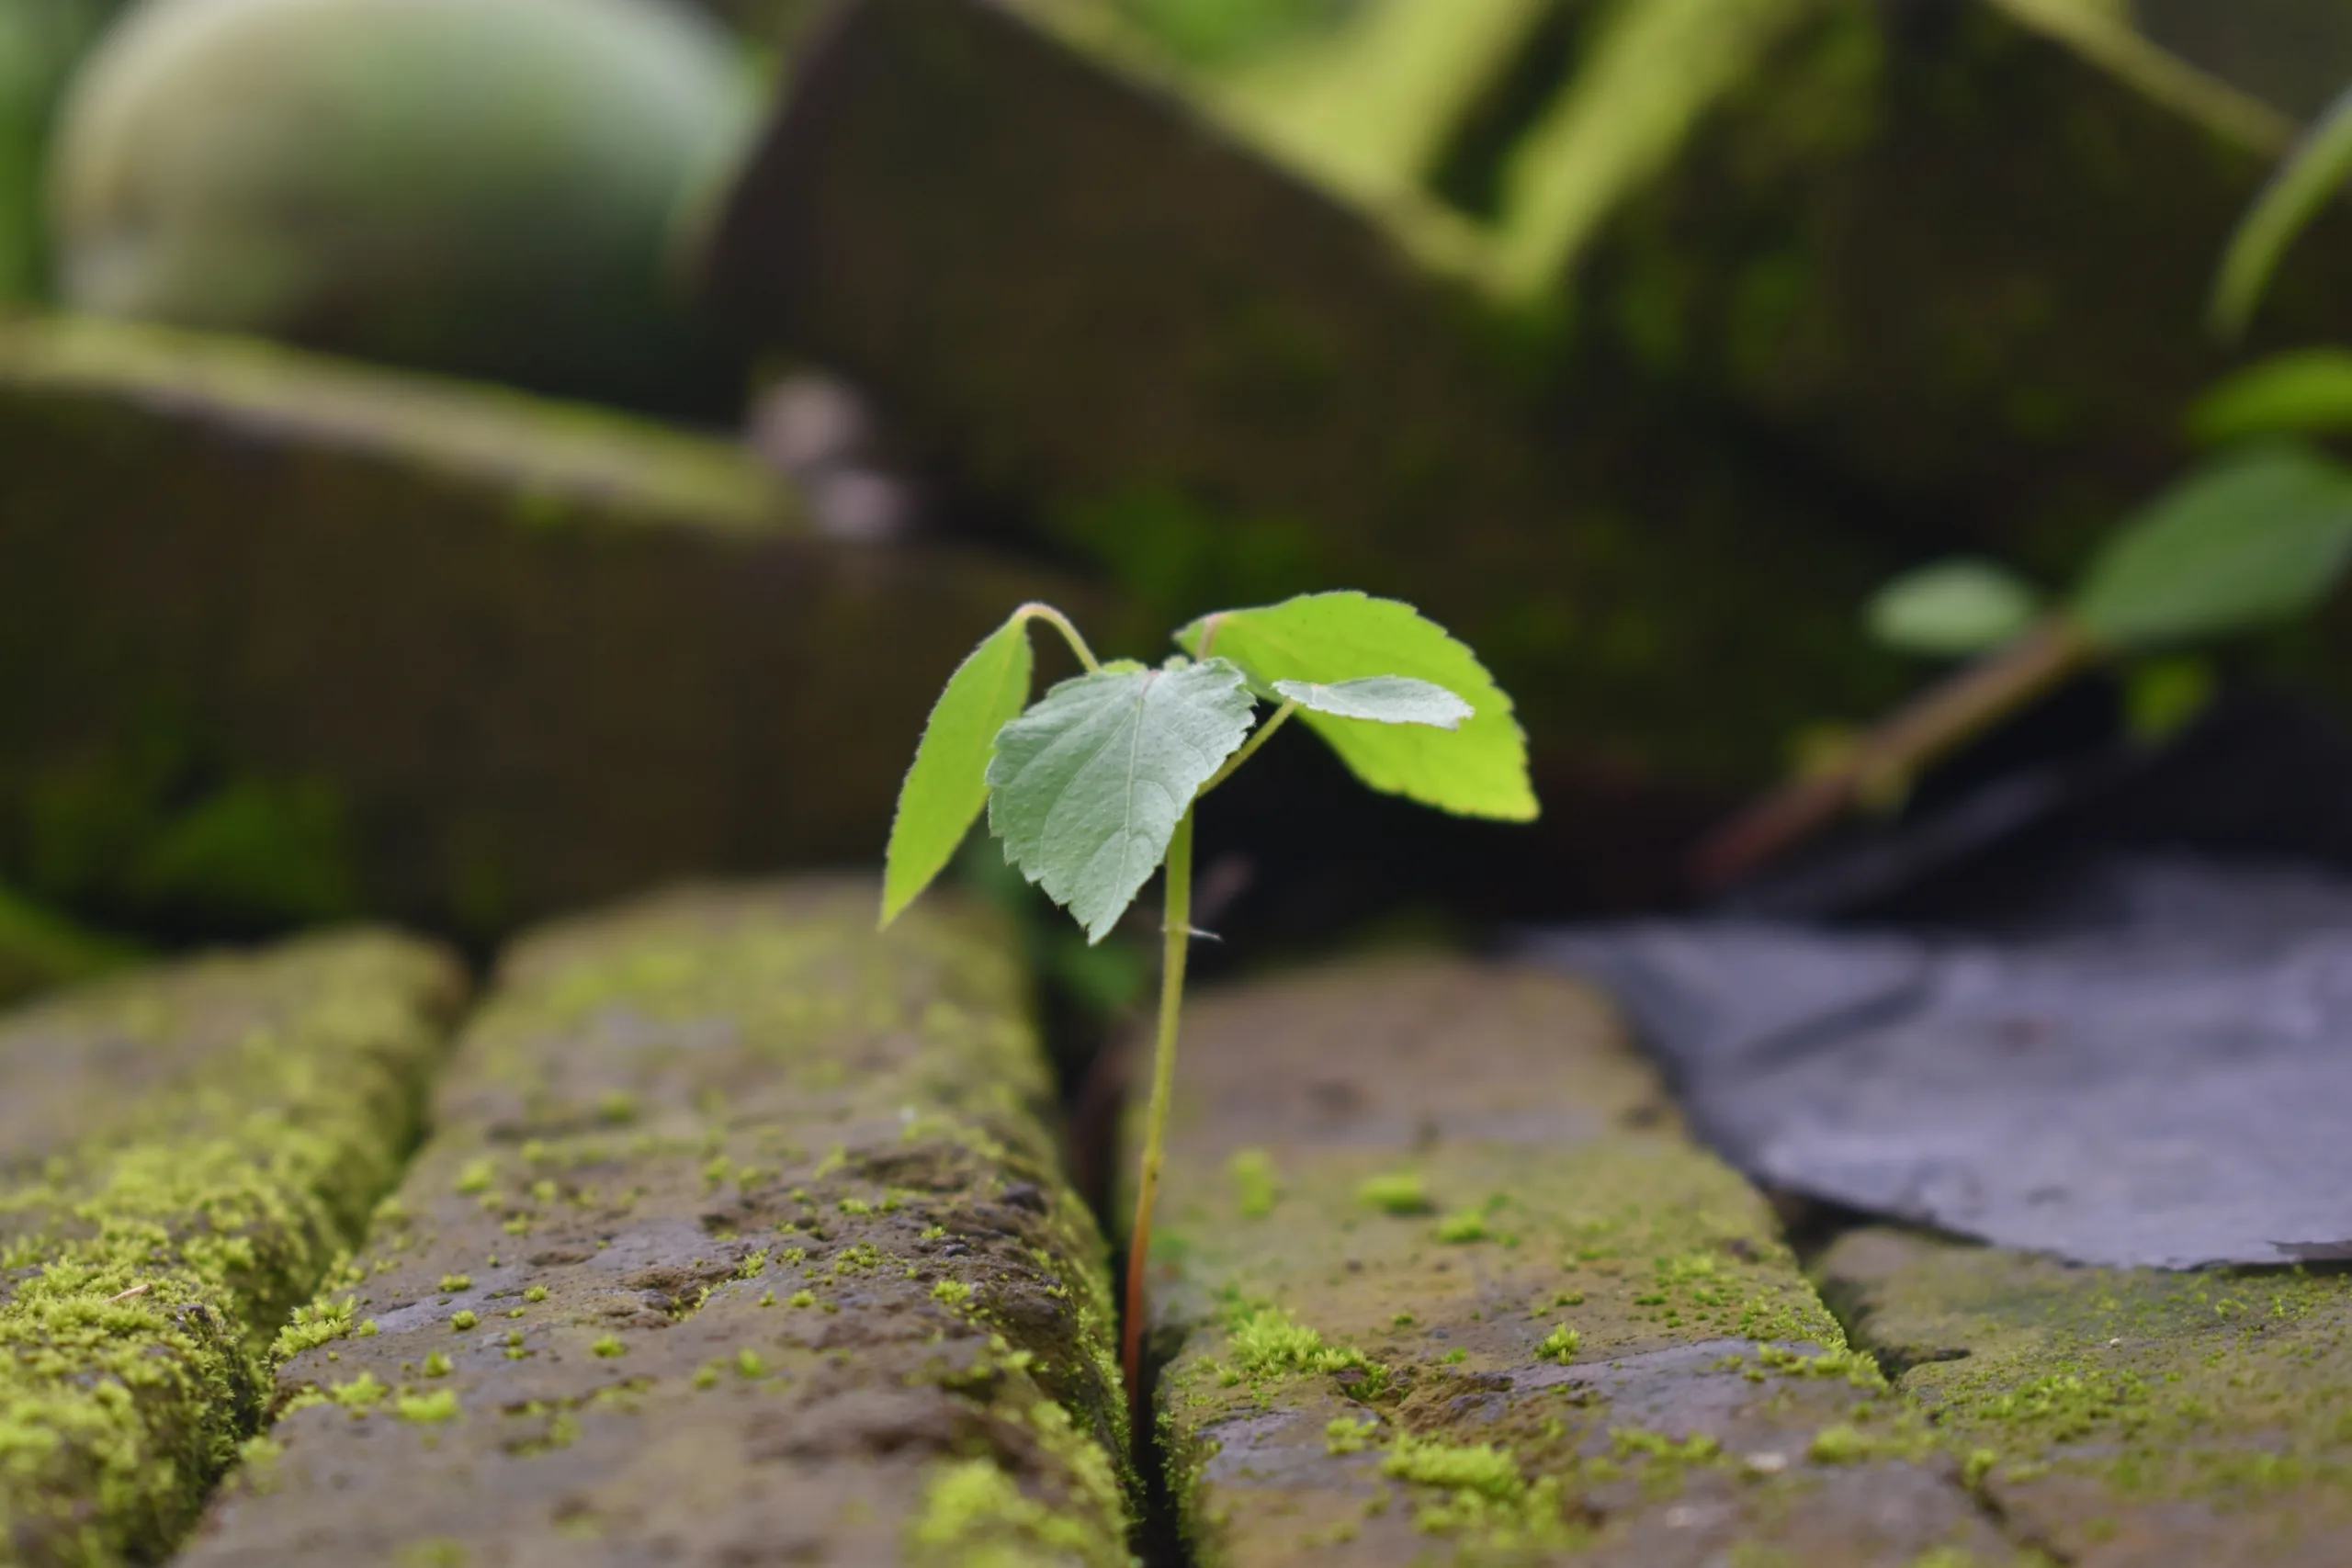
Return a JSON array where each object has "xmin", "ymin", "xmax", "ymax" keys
[
  {"xmin": 2211, "ymin": 85, "xmax": 2352, "ymax": 341},
  {"xmin": 1175, "ymin": 592, "xmax": 1537, "ymax": 820},
  {"xmin": 985, "ymin": 658, "xmax": 1258, "ymax": 942},
  {"xmin": 1864, "ymin": 558, "xmax": 2042, "ymax": 658},
  {"xmin": 2069, "ymin": 444, "xmax": 2352, "ymax": 651},
  {"xmin": 879, "ymin": 614, "xmax": 1034, "ymax": 927},
  {"xmin": 1271, "ymin": 676, "xmax": 1472, "ymax": 729},
  {"xmin": 2187, "ymin": 349, "xmax": 2352, "ymax": 446}
]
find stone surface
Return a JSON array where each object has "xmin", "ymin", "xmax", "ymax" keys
[
  {"xmin": 709, "ymin": 0, "xmax": 2352, "ymax": 798},
  {"xmin": 0, "ymin": 930, "xmax": 463, "ymax": 1566},
  {"xmin": 1139, "ymin": 955, "xmax": 2024, "ymax": 1565},
  {"xmin": 0, "ymin": 314, "xmax": 1118, "ymax": 943},
  {"xmin": 1818, "ymin": 1224, "xmax": 2352, "ymax": 1568},
  {"xmin": 178, "ymin": 880, "xmax": 1131, "ymax": 1567}
]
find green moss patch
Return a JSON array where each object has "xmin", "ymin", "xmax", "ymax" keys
[
  {"xmin": 181, "ymin": 882, "xmax": 1130, "ymax": 1568},
  {"xmin": 0, "ymin": 932, "xmax": 462, "ymax": 1564}
]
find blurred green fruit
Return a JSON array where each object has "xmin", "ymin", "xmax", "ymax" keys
[{"xmin": 49, "ymin": 0, "xmax": 758, "ymax": 412}]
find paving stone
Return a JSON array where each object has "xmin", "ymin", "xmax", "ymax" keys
[
  {"xmin": 1817, "ymin": 1224, "xmax": 2352, "ymax": 1568},
  {"xmin": 0, "ymin": 931, "xmax": 464, "ymax": 1567},
  {"xmin": 1140, "ymin": 955, "xmax": 2026, "ymax": 1565},
  {"xmin": 179, "ymin": 880, "xmax": 1130, "ymax": 1568},
  {"xmin": 0, "ymin": 313, "xmax": 1117, "ymax": 942}
]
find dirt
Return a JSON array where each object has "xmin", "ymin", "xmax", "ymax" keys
[{"xmin": 176, "ymin": 881, "xmax": 1130, "ymax": 1567}]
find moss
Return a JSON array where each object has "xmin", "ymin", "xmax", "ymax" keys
[
  {"xmin": 0, "ymin": 934, "xmax": 458, "ymax": 1564},
  {"xmin": 1226, "ymin": 1148, "xmax": 1279, "ymax": 1219},
  {"xmin": 1354, "ymin": 1170, "xmax": 1431, "ymax": 1216},
  {"xmin": 393, "ymin": 1390, "xmax": 459, "ymax": 1426},
  {"xmin": 1534, "ymin": 1324, "xmax": 1578, "ymax": 1364}
]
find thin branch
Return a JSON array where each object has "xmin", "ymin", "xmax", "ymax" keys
[{"xmin": 1689, "ymin": 617, "xmax": 2097, "ymax": 890}]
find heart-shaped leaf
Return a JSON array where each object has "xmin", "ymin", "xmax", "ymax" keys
[{"xmin": 986, "ymin": 658, "xmax": 1258, "ymax": 942}]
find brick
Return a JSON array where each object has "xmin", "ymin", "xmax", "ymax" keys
[
  {"xmin": 0, "ymin": 931, "xmax": 462, "ymax": 1566},
  {"xmin": 0, "ymin": 314, "xmax": 1116, "ymax": 942},
  {"xmin": 181, "ymin": 881, "xmax": 1130, "ymax": 1567},
  {"xmin": 1140, "ymin": 956, "xmax": 2023, "ymax": 1565},
  {"xmin": 1818, "ymin": 1224, "xmax": 2352, "ymax": 1567}
]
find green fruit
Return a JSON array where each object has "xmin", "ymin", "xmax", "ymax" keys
[{"xmin": 50, "ymin": 0, "xmax": 757, "ymax": 412}]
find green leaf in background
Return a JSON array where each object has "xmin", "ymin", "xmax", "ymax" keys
[
  {"xmin": 986, "ymin": 657, "xmax": 1258, "ymax": 942},
  {"xmin": 2070, "ymin": 444, "xmax": 2352, "ymax": 651},
  {"xmin": 2211, "ymin": 84, "xmax": 2352, "ymax": 340},
  {"xmin": 1271, "ymin": 675, "xmax": 1472, "ymax": 728},
  {"xmin": 2188, "ymin": 349, "xmax": 2352, "ymax": 446},
  {"xmin": 880, "ymin": 614, "xmax": 1035, "ymax": 927},
  {"xmin": 1177, "ymin": 592, "xmax": 1537, "ymax": 821},
  {"xmin": 1864, "ymin": 558, "xmax": 2043, "ymax": 659}
]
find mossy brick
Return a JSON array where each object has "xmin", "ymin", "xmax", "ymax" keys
[
  {"xmin": 178, "ymin": 880, "xmax": 1131, "ymax": 1567},
  {"xmin": 0, "ymin": 313, "xmax": 1121, "ymax": 942},
  {"xmin": 1817, "ymin": 1224, "xmax": 2352, "ymax": 1567},
  {"xmin": 709, "ymin": 0, "xmax": 2352, "ymax": 797},
  {"xmin": 0, "ymin": 929, "xmax": 464, "ymax": 1567},
  {"xmin": 1138, "ymin": 956, "xmax": 2028, "ymax": 1566},
  {"xmin": 707, "ymin": 0, "xmax": 1923, "ymax": 798}
]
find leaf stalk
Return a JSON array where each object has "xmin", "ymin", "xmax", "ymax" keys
[
  {"xmin": 1123, "ymin": 805, "xmax": 1193, "ymax": 1438},
  {"xmin": 1012, "ymin": 602, "xmax": 1101, "ymax": 671}
]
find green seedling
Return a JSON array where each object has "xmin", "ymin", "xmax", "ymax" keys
[{"xmin": 882, "ymin": 592, "xmax": 1536, "ymax": 1405}]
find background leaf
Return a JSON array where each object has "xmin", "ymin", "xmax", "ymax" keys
[
  {"xmin": 985, "ymin": 658, "xmax": 1257, "ymax": 942},
  {"xmin": 1176, "ymin": 592, "xmax": 1537, "ymax": 820},
  {"xmin": 1864, "ymin": 558, "xmax": 2042, "ymax": 659},
  {"xmin": 2069, "ymin": 444, "xmax": 2352, "ymax": 651},
  {"xmin": 1272, "ymin": 675, "xmax": 1472, "ymax": 729},
  {"xmin": 879, "ymin": 614, "xmax": 1033, "ymax": 927},
  {"xmin": 2211, "ymin": 83, "xmax": 2352, "ymax": 341},
  {"xmin": 2188, "ymin": 349, "xmax": 2352, "ymax": 446}
]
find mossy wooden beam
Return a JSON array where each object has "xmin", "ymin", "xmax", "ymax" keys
[
  {"xmin": 0, "ymin": 931, "xmax": 463, "ymax": 1566},
  {"xmin": 178, "ymin": 881, "xmax": 1131, "ymax": 1567},
  {"xmin": 0, "ymin": 313, "xmax": 1123, "ymax": 942},
  {"xmin": 1136, "ymin": 957, "xmax": 2027, "ymax": 1565},
  {"xmin": 1816, "ymin": 1224, "xmax": 2352, "ymax": 1565}
]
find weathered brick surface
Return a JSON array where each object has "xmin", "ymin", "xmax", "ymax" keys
[
  {"xmin": 1818, "ymin": 1224, "xmax": 2352, "ymax": 1567},
  {"xmin": 0, "ymin": 314, "xmax": 1116, "ymax": 942},
  {"xmin": 1140, "ymin": 956, "xmax": 2021, "ymax": 1565},
  {"xmin": 179, "ymin": 881, "xmax": 1130, "ymax": 1567},
  {"xmin": 0, "ymin": 932, "xmax": 463, "ymax": 1567}
]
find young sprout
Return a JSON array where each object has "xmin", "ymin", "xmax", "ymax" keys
[{"xmin": 880, "ymin": 592, "xmax": 1536, "ymax": 1425}]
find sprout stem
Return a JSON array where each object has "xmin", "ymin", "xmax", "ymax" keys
[
  {"xmin": 1202, "ymin": 702, "xmax": 1297, "ymax": 796},
  {"xmin": 1012, "ymin": 602, "xmax": 1101, "ymax": 671},
  {"xmin": 1123, "ymin": 805, "xmax": 1193, "ymax": 1441}
]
